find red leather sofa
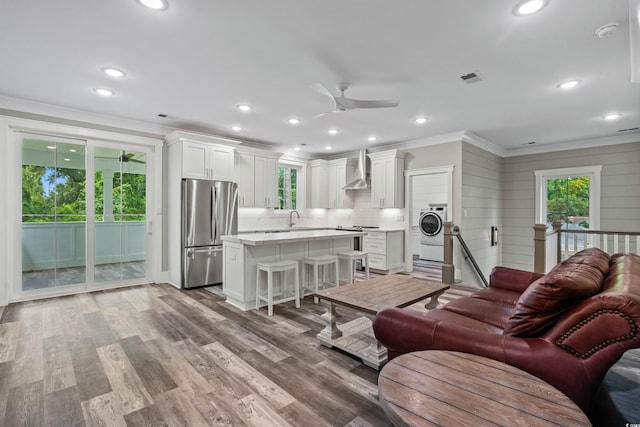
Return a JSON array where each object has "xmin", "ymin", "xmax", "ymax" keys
[{"xmin": 373, "ymin": 248, "xmax": 640, "ymax": 413}]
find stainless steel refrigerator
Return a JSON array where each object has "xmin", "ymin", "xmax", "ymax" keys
[{"xmin": 182, "ymin": 179, "xmax": 238, "ymax": 288}]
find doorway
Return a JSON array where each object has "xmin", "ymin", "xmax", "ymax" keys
[
  {"xmin": 404, "ymin": 166, "xmax": 453, "ymax": 280},
  {"xmin": 18, "ymin": 132, "xmax": 153, "ymax": 299}
]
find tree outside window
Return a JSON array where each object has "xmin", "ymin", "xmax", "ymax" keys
[
  {"xmin": 546, "ymin": 176, "xmax": 590, "ymax": 229},
  {"xmin": 277, "ymin": 166, "xmax": 297, "ymax": 210}
]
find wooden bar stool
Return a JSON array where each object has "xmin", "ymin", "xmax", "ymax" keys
[
  {"xmin": 338, "ymin": 251, "xmax": 370, "ymax": 284},
  {"xmin": 255, "ymin": 260, "xmax": 300, "ymax": 316},
  {"xmin": 301, "ymin": 255, "xmax": 339, "ymax": 297}
]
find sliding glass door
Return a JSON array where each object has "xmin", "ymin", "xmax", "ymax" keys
[
  {"xmin": 94, "ymin": 147, "xmax": 147, "ymax": 283},
  {"xmin": 20, "ymin": 134, "xmax": 151, "ymax": 296}
]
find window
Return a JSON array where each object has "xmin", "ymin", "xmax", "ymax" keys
[
  {"xmin": 535, "ymin": 165, "xmax": 602, "ymax": 231},
  {"xmin": 277, "ymin": 165, "xmax": 298, "ymax": 210}
]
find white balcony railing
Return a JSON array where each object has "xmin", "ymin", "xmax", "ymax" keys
[
  {"xmin": 534, "ymin": 223, "xmax": 640, "ymax": 273},
  {"xmin": 22, "ymin": 221, "xmax": 145, "ymax": 271}
]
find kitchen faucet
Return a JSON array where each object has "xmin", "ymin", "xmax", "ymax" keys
[{"xmin": 289, "ymin": 210, "xmax": 300, "ymax": 228}]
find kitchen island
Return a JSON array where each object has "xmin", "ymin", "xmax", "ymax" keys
[{"xmin": 221, "ymin": 230, "xmax": 365, "ymax": 311}]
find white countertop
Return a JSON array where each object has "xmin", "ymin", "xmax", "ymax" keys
[{"xmin": 222, "ymin": 229, "xmax": 366, "ymax": 246}]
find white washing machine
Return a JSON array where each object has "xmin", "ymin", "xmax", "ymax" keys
[{"xmin": 419, "ymin": 205, "xmax": 447, "ymax": 261}]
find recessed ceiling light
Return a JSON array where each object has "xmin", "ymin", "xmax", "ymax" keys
[
  {"xmin": 237, "ymin": 104, "xmax": 251, "ymax": 112},
  {"xmin": 64, "ymin": 158, "xmax": 70, "ymax": 162},
  {"xmin": 137, "ymin": 0, "xmax": 168, "ymax": 10},
  {"xmin": 557, "ymin": 80, "xmax": 581, "ymax": 89},
  {"xmin": 325, "ymin": 146, "xmax": 332, "ymax": 150},
  {"xmin": 415, "ymin": 117, "xmax": 428, "ymax": 124},
  {"xmin": 513, "ymin": 0, "xmax": 548, "ymax": 16},
  {"xmin": 293, "ymin": 147, "xmax": 300, "ymax": 151},
  {"xmin": 368, "ymin": 136, "xmax": 377, "ymax": 142},
  {"xmin": 231, "ymin": 125, "xmax": 242, "ymax": 131},
  {"xmin": 102, "ymin": 68, "xmax": 126, "ymax": 78},
  {"xmin": 69, "ymin": 148, "xmax": 77, "ymax": 152},
  {"xmin": 288, "ymin": 118, "xmax": 300, "ymax": 125},
  {"xmin": 94, "ymin": 88, "xmax": 114, "ymax": 97},
  {"xmin": 328, "ymin": 129, "xmax": 338, "ymax": 135},
  {"xmin": 603, "ymin": 113, "xmax": 622, "ymax": 120},
  {"xmin": 47, "ymin": 145, "xmax": 55, "ymax": 150}
]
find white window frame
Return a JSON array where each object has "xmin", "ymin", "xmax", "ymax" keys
[
  {"xmin": 534, "ymin": 165, "xmax": 602, "ymax": 229},
  {"xmin": 274, "ymin": 157, "xmax": 306, "ymax": 212}
]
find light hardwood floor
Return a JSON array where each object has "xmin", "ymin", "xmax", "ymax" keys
[{"xmin": 0, "ymin": 276, "xmax": 637, "ymax": 426}]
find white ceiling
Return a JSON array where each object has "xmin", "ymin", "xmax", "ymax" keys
[{"xmin": 1, "ymin": 0, "xmax": 639, "ymax": 156}]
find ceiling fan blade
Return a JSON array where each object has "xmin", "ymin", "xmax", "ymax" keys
[
  {"xmin": 129, "ymin": 158, "xmax": 146, "ymax": 164},
  {"xmin": 339, "ymin": 97, "xmax": 400, "ymax": 109},
  {"xmin": 310, "ymin": 83, "xmax": 335, "ymax": 100}
]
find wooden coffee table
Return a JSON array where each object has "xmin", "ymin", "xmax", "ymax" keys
[
  {"xmin": 378, "ymin": 350, "xmax": 591, "ymax": 426},
  {"xmin": 313, "ymin": 275, "xmax": 449, "ymax": 369}
]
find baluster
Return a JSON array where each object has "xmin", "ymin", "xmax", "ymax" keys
[
  {"xmin": 614, "ymin": 234, "xmax": 619, "ymax": 253},
  {"xmin": 603, "ymin": 233, "xmax": 608, "ymax": 253},
  {"xmin": 625, "ymin": 235, "xmax": 630, "ymax": 253}
]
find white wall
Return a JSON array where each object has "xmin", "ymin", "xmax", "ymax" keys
[
  {"xmin": 460, "ymin": 142, "xmax": 502, "ymax": 287},
  {"xmin": 502, "ymin": 141, "xmax": 640, "ymax": 272}
]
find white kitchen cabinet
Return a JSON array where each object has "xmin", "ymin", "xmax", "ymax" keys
[
  {"xmin": 182, "ymin": 140, "xmax": 235, "ymax": 181},
  {"xmin": 234, "ymin": 147, "xmax": 281, "ymax": 208},
  {"xmin": 166, "ymin": 131, "xmax": 239, "ymax": 181},
  {"xmin": 309, "ymin": 160, "xmax": 329, "ymax": 208},
  {"xmin": 234, "ymin": 152, "xmax": 255, "ymax": 207},
  {"xmin": 368, "ymin": 150, "xmax": 405, "ymax": 208},
  {"xmin": 363, "ymin": 230, "xmax": 404, "ymax": 273},
  {"xmin": 308, "ymin": 158, "xmax": 354, "ymax": 209},
  {"xmin": 328, "ymin": 159, "xmax": 355, "ymax": 209},
  {"xmin": 254, "ymin": 155, "xmax": 278, "ymax": 208}
]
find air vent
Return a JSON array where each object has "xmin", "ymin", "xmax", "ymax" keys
[
  {"xmin": 618, "ymin": 128, "xmax": 639, "ymax": 133},
  {"xmin": 460, "ymin": 72, "xmax": 483, "ymax": 84},
  {"xmin": 157, "ymin": 113, "xmax": 168, "ymax": 118}
]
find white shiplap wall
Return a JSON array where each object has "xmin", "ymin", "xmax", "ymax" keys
[
  {"xmin": 459, "ymin": 142, "xmax": 502, "ymax": 287},
  {"xmin": 502, "ymin": 141, "xmax": 640, "ymax": 272}
]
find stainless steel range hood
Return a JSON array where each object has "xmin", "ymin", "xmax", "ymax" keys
[{"xmin": 343, "ymin": 149, "xmax": 368, "ymax": 190}]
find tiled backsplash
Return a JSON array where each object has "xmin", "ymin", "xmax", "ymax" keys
[{"xmin": 238, "ymin": 187, "xmax": 406, "ymax": 231}]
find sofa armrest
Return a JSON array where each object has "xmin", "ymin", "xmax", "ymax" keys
[
  {"xmin": 489, "ymin": 266, "xmax": 544, "ymax": 294},
  {"xmin": 543, "ymin": 293, "xmax": 640, "ymax": 361}
]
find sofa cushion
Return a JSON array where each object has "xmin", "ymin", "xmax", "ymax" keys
[
  {"xmin": 443, "ymin": 297, "xmax": 514, "ymax": 330},
  {"xmin": 504, "ymin": 248, "xmax": 611, "ymax": 337},
  {"xmin": 471, "ymin": 287, "xmax": 522, "ymax": 307}
]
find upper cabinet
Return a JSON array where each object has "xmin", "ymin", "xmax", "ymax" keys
[
  {"xmin": 328, "ymin": 159, "xmax": 355, "ymax": 209},
  {"xmin": 308, "ymin": 158, "xmax": 355, "ymax": 209},
  {"xmin": 166, "ymin": 131, "xmax": 240, "ymax": 181},
  {"xmin": 309, "ymin": 160, "xmax": 329, "ymax": 208},
  {"xmin": 368, "ymin": 150, "xmax": 405, "ymax": 208},
  {"xmin": 234, "ymin": 147, "xmax": 281, "ymax": 208}
]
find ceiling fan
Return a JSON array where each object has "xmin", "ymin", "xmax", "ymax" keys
[
  {"xmin": 118, "ymin": 152, "xmax": 145, "ymax": 164},
  {"xmin": 96, "ymin": 151, "xmax": 146, "ymax": 164},
  {"xmin": 311, "ymin": 82, "xmax": 399, "ymax": 115}
]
